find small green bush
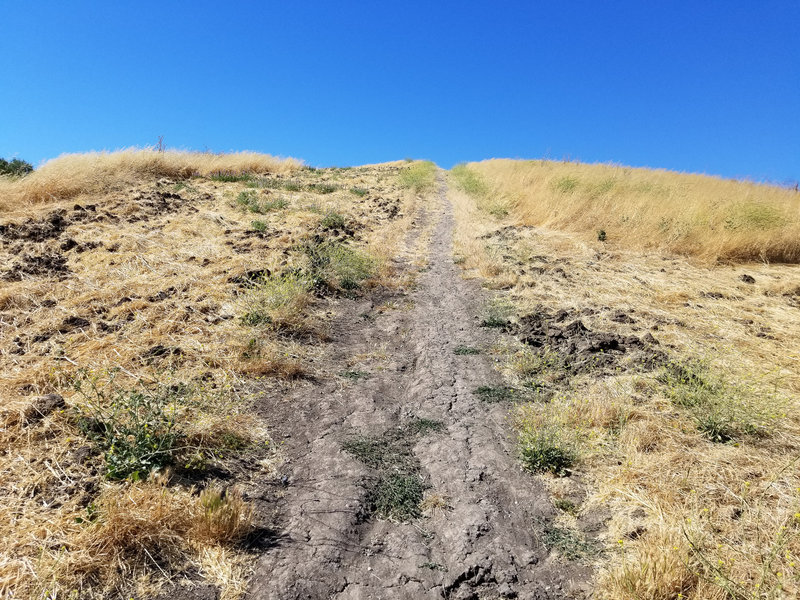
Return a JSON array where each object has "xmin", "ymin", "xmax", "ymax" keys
[
  {"xmin": 304, "ymin": 241, "xmax": 376, "ymax": 291},
  {"xmin": 480, "ymin": 297, "xmax": 514, "ymax": 328},
  {"xmin": 519, "ymin": 426, "xmax": 578, "ymax": 475},
  {"xmin": 658, "ymin": 359, "xmax": 775, "ymax": 442},
  {"xmin": 320, "ymin": 211, "xmax": 346, "ymax": 230},
  {"xmin": 74, "ymin": 374, "xmax": 179, "ymax": 480},
  {"xmin": 251, "ymin": 220, "xmax": 267, "ymax": 232},
  {"xmin": 350, "ymin": 186, "xmax": 369, "ymax": 197},
  {"xmin": 239, "ymin": 272, "xmax": 313, "ymax": 328},
  {"xmin": 307, "ymin": 183, "xmax": 337, "ymax": 194},
  {"xmin": 237, "ymin": 190, "xmax": 288, "ymax": 214}
]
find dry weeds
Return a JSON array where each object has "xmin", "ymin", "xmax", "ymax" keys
[
  {"xmin": 0, "ymin": 153, "xmax": 419, "ymax": 598},
  {"xmin": 449, "ymin": 165, "xmax": 800, "ymax": 599},
  {"xmin": 464, "ymin": 159, "xmax": 800, "ymax": 263}
]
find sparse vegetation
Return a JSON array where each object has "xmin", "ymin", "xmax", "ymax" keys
[
  {"xmin": 342, "ymin": 420, "xmax": 442, "ymax": 522},
  {"xmin": 454, "ymin": 345, "xmax": 480, "ymax": 355},
  {"xmin": 0, "ymin": 158, "xmax": 420, "ymax": 598},
  {"xmin": 466, "ymin": 158, "xmax": 800, "ymax": 262},
  {"xmin": 480, "ymin": 297, "xmax": 514, "ymax": 327},
  {"xmin": 517, "ymin": 423, "xmax": 578, "ymax": 476},
  {"xmin": 398, "ymin": 160, "xmax": 437, "ymax": 192},
  {"xmin": 538, "ymin": 520, "xmax": 598, "ymax": 560},
  {"xmin": 474, "ymin": 385, "xmax": 517, "ymax": 403},
  {"xmin": 451, "ymin": 157, "xmax": 800, "ymax": 599},
  {"xmin": 236, "ymin": 189, "xmax": 288, "ymax": 213}
]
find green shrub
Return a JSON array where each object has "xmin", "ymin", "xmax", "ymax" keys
[
  {"xmin": 658, "ymin": 359, "xmax": 775, "ymax": 442},
  {"xmin": 480, "ymin": 297, "xmax": 514, "ymax": 327},
  {"xmin": 519, "ymin": 425, "xmax": 578, "ymax": 475},
  {"xmin": 303, "ymin": 241, "xmax": 376, "ymax": 291},
  {"xmin": 350, "ymin": 186, "xmax": 369, "ymax": 197},
  {"xmin": 553, "ymin": 176, "xmax": 580, "ymax": 193},
  {"xmin": 251, "ymin": 220, "xmax": 267, "ymax": 232},
  {"xmin": 320, "ymin": 211, "xmax": 346, "ymax": 230},
  {"xmin": 239, "ymin": 272, "xmax": 313, "ymax": 328},
  {"xmin": 307, "ymin": 183, "xmax": 337, "ymax": 194},
  {"xmin": 237, "ymin": 190, "xmax": 288, "ymax": 214},
  {"xmin": 74, "ymin": 374, "xmax": 179, "ymax": 480}
]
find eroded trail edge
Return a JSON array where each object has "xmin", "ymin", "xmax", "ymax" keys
[{"xmin": 248, "ymin": 177, "xmax": 590, "ymax": 599}]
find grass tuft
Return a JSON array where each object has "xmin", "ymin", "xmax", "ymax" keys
[
  {"xmin": 518, "ymin": 424, "xmax": 578, "ymax": 476},
  {"xmin": 398, "ymin": 161, "xmax": 437, "ymax": 192}
]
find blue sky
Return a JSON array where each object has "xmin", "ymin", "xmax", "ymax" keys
[{"xmin": 1, "ymin": 1, "xmax": 798, "ymax": 182}]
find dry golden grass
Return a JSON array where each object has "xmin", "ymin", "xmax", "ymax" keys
[
  {"xmin": 0, "ymin": 157, "xmax": 419, "ymax": 598},
  {"xmin": 448, "ymin": 165, "xmax": 800, "ymax": 599},
  {"xmin": 463, "ymin": 159, "xmax": 800, "ymax": 263},
  {"xmin": 0, "ymin": 148, "xmax": 300, "ymax": 210}
]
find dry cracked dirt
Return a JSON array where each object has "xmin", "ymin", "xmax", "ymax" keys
[{"xmin": 246, "ymin": 177, "xmax": 592, "ymax": 599}]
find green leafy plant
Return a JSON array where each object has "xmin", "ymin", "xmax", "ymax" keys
[
  {"xmin": 350, "ymin": 186, "xmax": 369, "ymax": 197},
  {"xmin": 518, "ymin": 425, "xmax": 578, "ymax": 475},
  {"xmin": 320, "ymin": 211, "xmax": 346, "ymax": 230},
  {"xmin": 74, "ymin": 372, "xmax": 180, "ymax": 480}
]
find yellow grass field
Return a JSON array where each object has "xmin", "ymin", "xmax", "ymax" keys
[
  {"xmin": 0, "ymin": 151, "xmax": 426, "ymax": 599},
  {"xmin": 459, "ymin": 159, "xmax": 800, "ymax": 263},
  {"xmin": 450, "ymin": 161, "xmax": 800, "ymax": 599}
]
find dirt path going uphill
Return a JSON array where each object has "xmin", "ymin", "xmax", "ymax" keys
[{"xmin": 248, "ymin": 176, "xmax": 590, "ymax": 599}]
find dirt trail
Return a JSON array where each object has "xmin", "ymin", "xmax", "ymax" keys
[{"xmin": 248, "ymin": 176, "xmax": 590, "ymax": 599}]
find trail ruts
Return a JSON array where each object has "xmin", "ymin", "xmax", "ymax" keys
[{"xmin": 248, "ymin": 175, "xmax": 590, "ymax": 599}]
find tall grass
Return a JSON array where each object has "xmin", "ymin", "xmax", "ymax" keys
[
  {"xmin": 0, "ymin": 148, "xmax": 300, "ymax": 210},
  {"xmin": 466, "ymin": 159, "xmax": 800, "ymax": 263}
]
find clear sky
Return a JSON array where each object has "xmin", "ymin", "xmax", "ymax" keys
[{"xmin": 1, "ymin": 1, "xmax": 798, "ymax": 182}]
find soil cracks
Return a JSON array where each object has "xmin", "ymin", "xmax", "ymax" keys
[{"xmin": 248, "ymin": 177, "xmax": 590, "ymax": 599}]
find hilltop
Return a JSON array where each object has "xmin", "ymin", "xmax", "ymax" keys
[{"xmin": 1, "ymin": 152, "xmax": 799, "ymax": 599}]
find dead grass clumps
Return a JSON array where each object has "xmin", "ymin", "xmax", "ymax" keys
[
  {"xmin": 0, "ymin": 161, "xmax": 422, "ymax": 597},
  {"xmin": 0, "ymin": 148, "xmax": 300, "ymax": 210},
  {"xmin": 448, "ymin": 168, "xmax": 800, "ymax": 598},
  {"xmin": 464, "ymin": 159, "xmax": 800, "ymax": 263},
  {"xmin": 62, "ymin": 477, "xmax": 252, "ymax": 597}
]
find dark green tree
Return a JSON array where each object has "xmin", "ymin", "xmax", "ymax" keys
[{"xmin": 0, "ymin": 157, "xmax": 34, "ymax": 176}]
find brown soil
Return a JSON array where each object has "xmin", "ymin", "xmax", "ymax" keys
[{"xmin": 246, "ymin": 177, "xmax": 591, "ymax": 599}]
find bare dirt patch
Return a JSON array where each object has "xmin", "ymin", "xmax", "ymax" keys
[{"xmin": 246, "ymin": 177, "xmax": 591, "ymax": 599}]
